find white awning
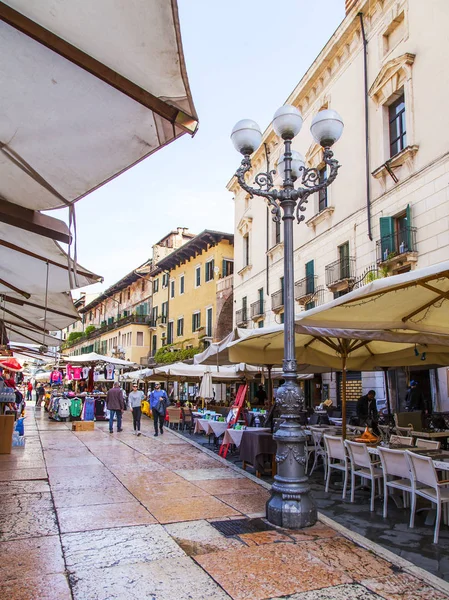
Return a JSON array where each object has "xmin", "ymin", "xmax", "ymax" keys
[
  {"xmin": 66, "ymin": 353, "xmax": 137, "ymax": 367},
  {"xmin": 0, "ymin": 0, "xmax": 198, "ymax": 211}
]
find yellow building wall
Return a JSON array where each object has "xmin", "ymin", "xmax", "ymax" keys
[{"xmin": 152, "ymin": 239, "xmax": 234, "ymax": 352}]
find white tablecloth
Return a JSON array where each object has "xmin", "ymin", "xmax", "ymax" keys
[
  {"xmin": 194, "ymin": 419, "xmax": 228, "ymax": 437},
  {"xmin": 222, "ymin": 427, "xmax": 270, "ymax": 448}
]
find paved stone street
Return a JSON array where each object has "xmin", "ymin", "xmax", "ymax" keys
[{"xmin": 2, "ymin": 409, "xmax": 449, "ymax": 600}]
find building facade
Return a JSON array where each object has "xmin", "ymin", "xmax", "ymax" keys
[
  {"xmin": 229, "ymin": 0, "xmax": 449, "ymax": 409},
  {"xmin": 62, "ymin": 228, "xmax": 195, "ymax": 365},
  {"xmin": 149, "ymin": 230, "xmax": 234, "ymax": 360}
]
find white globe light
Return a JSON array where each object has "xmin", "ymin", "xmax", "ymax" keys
[
  {"xmin": 231, "ymin": 119, "xmax": 262, "ymax": 155},
  {"xmin": 272, "ymin": 105, "xmax": 303, "ymax": 139},
  {"xmin": 276, "ymin": 151, "xmax": 305, "ymax": 181},
  {"xmin": 310, "ymin": 109, "xmax": 344, "ymax": 147}
]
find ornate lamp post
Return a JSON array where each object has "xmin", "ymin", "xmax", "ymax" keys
[{"xmin": 231, "ymin": 105, "xmax": 343, "ymax": 529}]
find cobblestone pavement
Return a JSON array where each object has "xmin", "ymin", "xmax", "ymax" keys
[{"xmin": 1, "ymin": 408, "xmax": 449, "ymax": 600}]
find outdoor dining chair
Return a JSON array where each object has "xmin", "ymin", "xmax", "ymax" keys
[
  {"xmin": 181, "ymin": 407, "xmax": 193, "ymax": 433},
  {"xmin": 406, "ymin": 450, "xmax": 449, "ymax": 544},
  {"xmin": 416, "ymin": 438, "xmax": 441, "ymax": 450},
  {"xmin": 166, "ymin": 407, "xmax": 182, "ymax": 430},
  {"xmin": 345, "ymin": 440, "xmax": 383, "ymax": 511},
  {"xmin": 389, "ymin": 434, "xmax": 414, "ymax": 446},
  {"xmin": 324, "ymin": 434, "xmax": 349, "ymax": 499},
  {"xmin": 308, "ymin": 429, "xmax": 327, "ymax": 478},
  {"xmin": 377, "ymin": 447, "xmax": 412, "ymax": 519}
]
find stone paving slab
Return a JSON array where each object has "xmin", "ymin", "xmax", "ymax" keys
[
  {"xmin": 0, "ymin": 492, "xmax": 58, "ymax": 541},
  {"xmin": 174, "ymin": 467, "xmax": 245, "ymax": 481},
  {"xmin": 0, "ymin": 535, "xmax": 66, "ymax": 580},
  {"xmin": 141, "ymin": 494, "xmax": 242, "ymax": 524},
  {"xmin": 164, "ymin": 519, "xmax": 246, "ymax": 556},
  {"xmin": 271, "ymin": 583, "xmax": 383, "ymax": 599},
  {"xmin": 57, "ymin": 500, "xmax": 157, "ymax": 533},
  {"xmin": 0, "ymin": 573, "xmax": 72, "ymax": 600}
]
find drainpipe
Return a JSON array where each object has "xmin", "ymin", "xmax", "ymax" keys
[{"xmin": 358, "ymin": 12, "xmax": 373, "ymax": 241}]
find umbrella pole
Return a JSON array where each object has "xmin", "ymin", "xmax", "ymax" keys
[
  {"xmin": 267, "ymin": 364, "xmax": 273, "ymax": 405},
  {"xmin": 382, "ymin": 367, "xmax": 392, "ymax": 424},
  {"xmin": 342, "ymin": 355, "xmax": 347, "ymax": 440}
]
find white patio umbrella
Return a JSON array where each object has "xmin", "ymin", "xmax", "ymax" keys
[
  {"xmin": 198, "ymin": 368, "xmax": 214, "ymax": 408},
  {"xmin": 228, "ymin": 324, "xmax": 449, "ymax": 438},
  {"xmin": 65, "ymin": 353, "xmax": 137, "ymax": 367}
]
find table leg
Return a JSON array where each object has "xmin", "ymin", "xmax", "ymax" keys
[{"xmin": 242, "ymin": 461, "xmax": 247, "ymax": 471}]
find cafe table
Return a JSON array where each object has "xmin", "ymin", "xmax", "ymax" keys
[
  {"xmin": 194, "ymin": 418, "xmax": 228, "ymax": 439},
  {"xmin": 239, "ymin": 429, "xmax": 277, "ymax": 478},
  {"xmin": 222, "ymin": 427, "xmax": 270, "ymax": 449}
]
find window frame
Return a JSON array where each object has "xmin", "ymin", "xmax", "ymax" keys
[
  {"xmin": 195, "ymin": 265, "xmax": 201, "ymax": 288},
  {"xmin": 192, "ymin": 311, "xmax": 201, "ymax": 332},
  {"xmin": 177, "ymin": 317, "xmax": 184, "ymax": 337},
  {"xmin": 388, "ymin": 94, "xmax": 407, "ymax": 158},
  {"xmin": 179, "ymin": 274, "xmax": 185, "ymax": 295},
  {"xmin": 205, "ymin": 259, "xmax": 214, "ymax": 283}
]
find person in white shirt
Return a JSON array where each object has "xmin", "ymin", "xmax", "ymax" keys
[{"xmin": 128, "ymin": 384, "xmax": 145, "ymax": 435}]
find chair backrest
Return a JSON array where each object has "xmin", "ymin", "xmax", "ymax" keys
[
  {"xmin": 311, "ymin": 429, "xmax": 324, "ymax": 448},
  {"xmin": 324, "ymin": 434, "xmax": 346, "ymax": 461},
  {"xmin": 416, "ymin": 438, "xmax": 440, "ymax": 450},
  {"xmin": 396, "ymin": 411, "xmax": 421, "ymax": 430},
  {"xmin": 390, "ymin": 434, "xmax": 414, "ymax": 446},
  {"xmin": 378, "ymin": 447, "xmax": 410, "ymax": 479},
  {"xmin": 181, "ymin": 408, "xmax": 192, "ymax": 422},
  {"xmin": 167, "ymin": 407, "xmax": 182, "ymax": 423},
  {"xmin": 345, "ymin": 440, "xmax": 372, "ymax": 469},
  {"xmin": 406, "ymin": 450, "xmax": 438, "ymax": 490}
]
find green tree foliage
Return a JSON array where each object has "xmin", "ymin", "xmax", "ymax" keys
[
  {"xmin": 154, "ymin": 345, "xmax": 201, "ymax": 365},
  {"xmin": 84, "ymin": 325, "xmax": 97, "ymax": 336}
]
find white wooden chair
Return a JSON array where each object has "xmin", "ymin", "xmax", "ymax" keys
[
  {"xmin": 416, "ymin": 438, "xmax": 441, "ymax": 450},
  {"xmin": 308, "ymin": 429, "xmax": 327, "ymax": 478},
  {"xmin": 378, "ymin": 447, "xmax": 412, "ymax": 519},
  {"xmin": 345, "ymin": 440, "xmax": 383, "ymax": 512},
  {"xmin": 389, "ymin": 434, "xmax": 414, "ymax": 446},
  {"xmin": 406, "ymin": 450, "xmax": 449, "ymax": 544},
  {"xmin": 324, "ymin": 435, "xmax": 349, "ymax": 499}
]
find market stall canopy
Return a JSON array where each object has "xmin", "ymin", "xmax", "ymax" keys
[
  {"xmin": 1, "ymin": 222, "xmax": 102, "ymax": 296},
  {"xmin": 0, "ymin": 356, "xmax": 22, "ymax": 371},
  {"xmin": 0, "ymin": 0, "xmax": 198, "ymax": 212},
  {"xmin": 66, "ymin": 353, "xmax": 137, "ymax": 367},
  {"xmin": 299, "ymin": 260, "xmax": 449, "ymax": 335},
  {"xmin": 5, "ymin": 323, "xmax": 61, "ymax": 347}
]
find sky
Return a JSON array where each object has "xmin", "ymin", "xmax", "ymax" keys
[{"xmin": 54, "ymin": 0, "xmax": 345, "ymax": 294}]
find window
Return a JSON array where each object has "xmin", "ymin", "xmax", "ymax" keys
[
  {"xmin": 205, "ymin": 259, "xmax": 214, "ymax": 282},
  {"xmin": 151, "ymin": 334, "xmax": 157, "ymax": 356},
  {"xmin": 161, "ymin": 301, "xmax": 168, "ymax": 323},
  {"xmin": 305, "ymin": 260, "xmax": 315, "ymax": 295},
  {"xmin": 258, "ymin": 320, "xmax": 264, "ymax": 328},
  {"xmin": 318, "ymin": 166, "xmax": 328, "ymax": 211},
  {"xmin": 206, "ymin": 307, "xmax": 213, "ymax": 337},
  {"xmin": 192, "ymin": 311, "xmax": 201, "ymax": 332},
  {"xmin": 136, "ymin": 332, "xmax": 144, "ymax": 346},
  {"xmin": 274, "ymin": 220, "xmax": 281, "ymax": 245},
  {"xmin": 280, "ymin": 277, "xmax": 284, "ymax": 305},
  {"xmin": 167, "ymin": 321, "xmax": 174, "ymax": 345},
  {"xmin": 162, "ymin": 273, "xmax": 169, "ymax": 288},
  {"xmin": 119, "ymin": 293, "xmax": 122, "ymax": 304},
  {"xmin": 389, "ymin": 94, "xmax": 406, "ymax": 157},
  {"xmin": 141, "ymin": 280, "xmax": 146, "ymax": 292},
  {"xmin": 195, "ymin": 265, "xmax": 201, "ymax": 287},
  {"xmin": 153, "ymin": 278, "xmax": 159, "ymax": 293},
  {"xmin": 152, "ymin": 306, "xmax": 158, "ymax": 324},
  {"xmin": 177, "ymin": 317, "xmax": 184, "ymax": 337},
  {"xmin": 242, "ymin": 296, "xmax": 247, "ymax": 321},
  {"xmin": 339, "ymin": 242, "xmax": 350, "ymax": 279},
  {"xmin": 222, "ymin": 259, "xmax": 234, "ymax": 277},
  {"xmin": 170, "ymin": 280, "xmax": 175, "ymax": 299},
  {"xmin": 243, "ymin": 234, "xmax": 250, "ymax": 266},
  {"xmin": 127, "ymin": 289, "xmax": 131, "ymax": 301},
  {"xmin": 379, "ymin": 205, "xmax": 413, "ymax": 260},
  {"xmin": 179, "ymin": 275, "xmax": 185, "ymax": 294}
]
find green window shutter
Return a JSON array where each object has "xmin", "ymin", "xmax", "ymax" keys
[
  {"xmin": 406, "ymin": 204, "xmax": 412, "ymax": 250},
  {"xmin": 305, "ymin": 260, "xmax": 315, "ymax": 294},
  {"xmin": 380, "ymin": 217, "xmax": 394, "ymax": 259}
]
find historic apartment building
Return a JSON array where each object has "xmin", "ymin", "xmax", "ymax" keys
[
  {"xmin": 149, "ymin": 230, "xmax": 234, "ymax": 359},
  {"xmin": 62, "ymin": 228, "xmax": 195, "ymax": 365},
  {"xmin": 229, "ymin": 0, "xmax": 449, "ymax": 408}
]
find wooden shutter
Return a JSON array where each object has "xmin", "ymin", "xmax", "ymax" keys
[
  {"xmin": 380, "ymin": 217, "xmax": 394, "ymax": 259},
  {"xmin": 305, "ymin": 260, "xmax": 315, "ymax": 294},
  {"xmin": 406, "ymin": 204, "xmax": 412, "ymax": 250}
]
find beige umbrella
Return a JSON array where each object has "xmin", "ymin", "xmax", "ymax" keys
[
  {"xmin": 198, "ymin": 368, "xmax": 214, "ymax": 408},
  {"xmin": 228, "ymin": 324, "xmax": 449, "ymax": 438}
]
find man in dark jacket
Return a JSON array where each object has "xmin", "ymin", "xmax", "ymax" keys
[
  {"xmin": 356, "ymin": 390, "xmax": 378, "ymax": 428},
  {"xmin": 106, "ymin": 382, "xmax": 125, "ymax": 434},
  {"xmin": 406, "ymin": 380, "xmax": 428, "ymax": 427}
]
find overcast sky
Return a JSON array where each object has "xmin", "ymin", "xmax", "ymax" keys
[{"xmin": 54, "ymin": 1, "xmax": 345, "ymax": 294}]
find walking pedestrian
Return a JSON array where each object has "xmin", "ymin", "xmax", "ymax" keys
[
  {"xmin": 149, "ymin": 383, "xmax": 169, "ymax": 437},
  {"xmin": 128, "ymin": 383, "xmax": 144, "ymax": 436},
  {"xmin": 26, "ymin": 381, "xmax": 33, "ymax": 402},
  {"xmin": 106, "ymin": 382, "xmax": 125, "ymax": 433},
  {"xmin": 36, "ymin": 383, "xmax": 45, "ymax": 407}
]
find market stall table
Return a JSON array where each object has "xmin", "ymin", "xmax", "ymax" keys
[{"xmin": 239, "ymin": 429, "xmax": 277, "ymax": 478}]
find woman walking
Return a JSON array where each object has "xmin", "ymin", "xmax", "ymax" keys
[{"xmin": 128, "ymin": 383, "xmax": 145, "ymax": 436}]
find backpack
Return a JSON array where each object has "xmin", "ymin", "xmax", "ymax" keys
[{"xmin": 58, "ymin": 399, "xmax": 71, "ymax": 419}]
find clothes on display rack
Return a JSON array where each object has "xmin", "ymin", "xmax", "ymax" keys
[
  {"xmin": 70, "ymin": 398, "xmax": 82, "ymax": 420},
  {"xmin": 105, "ymin": 364, "xmax": 115, "ymax": 380},
  {"xmin": 50, "ymin": 370, "xmax": 63, "ymax": 385},
  {"xmin": 82, "ymin": 366, "xmax": 90, "ymax": 379},
  {"xmin": 82, "ymin": 397, "xmax": 95, "ymax": 421},
  {"xmin": 66, "ymin": 364, "xmax": 73, "ymax": 380},
  {"xmin": 93, "ymin": 371, "xmax": 100, "ymax": 382},
  {"xmin": 72, "ymin": 366, "xmax": 83, "ymax": 380},
  {"xmin": 94, "ymin": 398, "xmax": 106, "ymax": 421}
]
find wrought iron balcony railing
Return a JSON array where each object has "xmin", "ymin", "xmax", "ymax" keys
[
  {"xmin": 250, "ymin": 299, "xmax": 264, "ymax": 319},
  {"xmin": 235, "ymin": 308, "xmax": 248, "ymax": 327},
  {"xmin": 376, "ymin": 227, "xmax": 417, "ymax": 264},
  {"xmin": 300, "ymin": 286, "xmax": 326, "ymax": 310},
  {"xmin": 325, "ymin": 257, "xmax": 356, "ymax": 287},
  {"xmin": 271, "ymin": 289, "xmax": 284, "ymax": 311},
  {"xmin": 294, "ymin": 275, "xmax": 317, "ymax": 303}
]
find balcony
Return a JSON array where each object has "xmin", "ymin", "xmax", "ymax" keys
[
  {"xmin": 216, "ymin": 274, "xmax": 233, "ymax": 294},
  {"xmin": 157, "ymin": 315, "xmax": 167, "ymax": 327},
  {"xmin": 235, "ymin": 308, "xmax": 248, "ymax": 327},
  {"xmin": 250, "ymin": 299, "xmax": 264, "ymax": 320},
  {"xmin": 376, "ymin": 227, "xmax": 417, "ymax": 273},
  {"xmin": 62, "ymin": 314, "xmax": 150, "ymax": 349},
  {"xmin": 325, "ymin": 257, "xmax": 356, "ymax": 293},
  {"xmin": 271, "ymin": 289, "xmax": 284, "ymax": 313},
  {"xmin": 149, "ymin": 319, "xmax": 157, "ymax": 329},
  {"xmin": 295, "ymin": 276, "xmax": 317, "ymax": 305},
  {"xmin": 300, "ymin": 286, "xmax": 326, "ymax": 311}
]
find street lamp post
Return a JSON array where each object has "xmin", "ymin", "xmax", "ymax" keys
[{"xmin": 231, "ymin": 105, "xmax": 343, "ymax": 529}]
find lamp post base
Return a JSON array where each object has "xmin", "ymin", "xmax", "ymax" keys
[{"xmin": 266, "ymin": 419, "xmax": 317, "ymax": 529}]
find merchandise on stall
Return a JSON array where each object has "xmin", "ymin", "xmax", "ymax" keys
[
  {"xmin": 94, "ymin": 398, "xmax": 107, "ymax": 421},
  {"xmin": 70, "ymin": 397, "xmax": 82, "ymax": 421},
  {"xmin": 82, "ymin": 397, "xmax": 95, "ymax": 421},
  {"xmin": 50, "ymin": 369, "xmax": 63, "ymax": 385},
  {"xmin": 105, "ymin": 364, "xmax": 115, "ymax": 380}
]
